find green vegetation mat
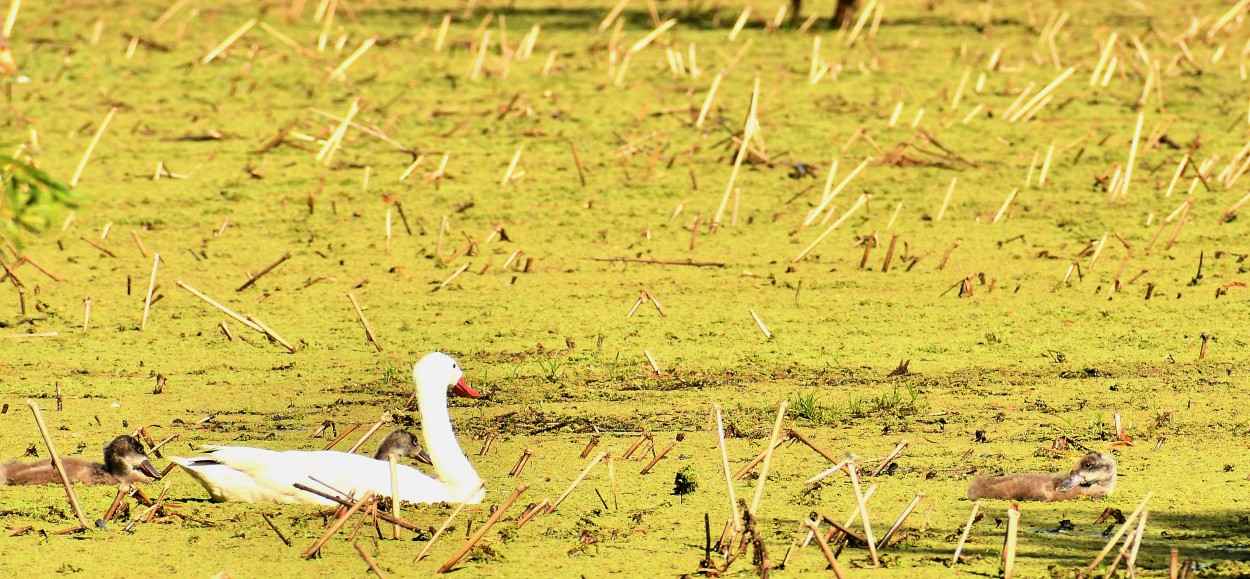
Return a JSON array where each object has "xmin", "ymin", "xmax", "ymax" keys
[{"xmin": 2, "ymin": 0, "xmax": 1249, "ymax": 576}]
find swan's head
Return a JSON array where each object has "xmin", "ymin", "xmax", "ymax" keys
[
  {"xmin": 413, "ymin": 352, "xmax": 481, "ymax": 401},
  {"xmin": 374, "ymin": 429, "xmax": 432, "ymax": 465},
  {"xmin": 1056, "ymin": 451, "xmax": 1117, "ymax": 492},
  {"xmin": 104, "ymin": 435, "xmax": 161, "ymax": 479}
]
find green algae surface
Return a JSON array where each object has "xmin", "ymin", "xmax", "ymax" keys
[{"xmin": 3, "ymin": 0, "xmax": 1250, "ymax": 577}]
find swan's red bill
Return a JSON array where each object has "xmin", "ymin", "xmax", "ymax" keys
[{"xmin": 452, "ymin": 377, "xmax": 481, "ymax": 399}]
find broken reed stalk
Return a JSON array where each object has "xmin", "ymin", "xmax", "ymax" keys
[
  {"xmin": 28, "ymin": 401, "xmax": 91, "ymax": 528},
  {"xmin": 950, "ymin": 500, "xmax": 980, "ymax": 566},
  {"xmin": 1039, "ymin": 144, "xmax": 1055, "ymax": 186},
  {"xmin": 140, "ymin": 253, "xmax": 160, "ymax": 331},
  {"xmin": 102, "ymin": 484, "xmax": 131, "ymax": 522},
  {"xmin": 606, "ymin": 454, "xmax": 619, "ymax": 509},
  {"xmin": 733, "ymin": 435, "xmax": 790, "ymax": 481},
  {"xmin": 432, "ymin": 263, "xmax": 470, "ymax": 292},
  {"xmin": 237, "ymin": 252, "xmax": 292, "ymax": 292},
  {"xmin": 127, "ymin": 230, "xmax": 147, "ymax": 258},
  {"xmin": 1220, "ymin": 190, "xmax": 1250, "ymax": 223},
  {"xmin": 826, "ymin": 485, "xmax": 877, "ymax": 548},
  {"xmin": 316, "ymin": 98, "xmax": 360, "ymax": 165},
  {"xmin": 748, "ymin": 309, "xmax": 772, "ymax": 338},
  {"xmin": 345, "ymin": 292, "xmax": 383, "ymax": 352},
  {"xmin": 1087, "ymin": 492, "xmax": 1154, "ymax": 574},
  {"xmin": 70, "ymin": 107, "xmax": 118, "ymax": 187},
  {"xmin": 548, "ymin": 451, "xmax": 606, "ymax": 513},
  {"xmin": 321, "ymin": 423, "xmax": 360, "ymax": 450},
  {"xmin": 712, "ymin": 75, "xmax": 760, "ymax": 231},
  {"xmin": 1, "ymin": 0, "xmax": 18, "ymax": 37},
  {"xmin": 246, "ymin": 315, "xmax": 296, "ymax": 353},
  {"xmin": 1124, "ymin": 510, "xmax": 1149, "ymax": 577},
  {"xmin": 695, "ymin": 73, "xmax": 722, "ymax": 128},
  {"xmin": 347, "ymin": 414, "xmax": 389, "ymax": 453},
  {"xmin": 794, "ymin": 194, "xmax": 872, "ymax": 263},
  {"xmin": 413, "ymin": 482, "xmax": 486, "ymax": 562},
  {"xmin": 805, "ymin": 158, "xmax": 871, "ymax": 227},
  {"xmin": 1009, "ymin": 66, "xmax": 1075, "ymax": 123},
  {"xmin": 438, "ymin": 484, "xmax": 530, "ymax": 573},
  {"xmin": 354, "ymin": 542, "xmax": 387, "ymax": 578},
  {"xmin": 327, "ymin": 36, "xmax": 376, "ymax": 81},
  {"xmin": 845, "ymin": 462, "xmax": 880, "ymax": 566},
  {"xmin": 870, "ymin": 440, "xmax": 909, "ymax": 476},
  {"xmin": 389, "ymin": 456, "xmax": 401, "ymax": 539},
  {"xmin": 714, "ymin": 405, "xmax": 741, "ymax": 531},
  {"xmin": 1002, "ymin": 502, "xmax": 1020, "ymax": 579},
  {"xmin": 639, "ymin": 438, "xmax": 678, "ymax": 474},
  {"xmin": 500, "ymin": 146, "xmax": 524, "ymax": 186},
  {"xmin": 621, "ymin": 431, "xmax": 650, "ymax": 460},
  {"xmin": 805, "ymin": 520, "xmax": 847, "ymax": 579},
  {"xmin": 516, "ymin": 498, "xmax": 551, "ymax": 528},
  {"xmin": 301, "ymin": 491, "xmax": 375, "ymax": 559},
  {"xmin": 508, "ymin": 448, "xmax": 533, "ymax": 477},
  {"xmin": 876, "ymin": 493, "xmax": 923, "ymax": 550},
  {"xmin": 201, "ymin": 18, "xmax": 256, "ymax": 64},
  {"xmin": 748, "ymin": 402, "xmax": 788, "ymax": 516},
  {"xmin": 788, "ymin": 430, "xmax": 840, "ymax": 464},
  {"xmin": 566, "ymin": 139, "xmax": 587, "ymax": 187},
  {"xmin": 628, "ymin": 18, "xmax": 676, "ymax": 54},
  {"xmin": 142, "ymin": 482, "xmax": 172, "ymax": 523},
  {"xmin": 1165, "ymin": 202, "xmax": 1193, "ymax": 250},
  {"xmin": 805, "ymin": 459, "xmax": 850, "ymax": 484},
  {"xmin": 290, "ymin": 485, "xmax": 418, "ymax": 533},
  {"xmin": 881, "ymin": 234, "xmax": 900, "ymax": 272},
  {"xmin": 1120, "ymin": 112, "xmax": 1144, "ymax": 200},
  {"xmin": 79, "ymin": 235, "xmax": 117, "ymax": 257},
  {"xmin": 992, "ymin": 188, "xmax": 1019, "ymax": 223},
  {"xmin": 176, "ymin": 280, "xmax": 264, "ymax": 333}
]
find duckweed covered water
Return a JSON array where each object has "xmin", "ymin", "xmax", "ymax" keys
[{"xmin": 2, "ymin": 0, "xmax": 1250, "ymax": 576}]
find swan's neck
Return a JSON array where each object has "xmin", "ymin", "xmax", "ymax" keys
[{"xmin": 417, "ymin": 387, "xmax": 481, "ymax": 493}]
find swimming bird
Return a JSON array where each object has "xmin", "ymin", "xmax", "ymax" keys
[
  {"xmin": 967, "ymin": 451, "xmax": 1117, "ymax": 502},
  {"xmin": 171, "ymin": 352, "xmax": 484, "ymax": 504},
  {"xmin": 1, "ymin": 435, "xmax": 159, "ymax": 486},
  {"xmin": 171, "ymin": 428, "xmax": 431, "ymax": 503}
]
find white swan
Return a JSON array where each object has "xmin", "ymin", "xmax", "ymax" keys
[{"xmin": 171, "ymin": 352, "xmax": 485, "ymax": 505}]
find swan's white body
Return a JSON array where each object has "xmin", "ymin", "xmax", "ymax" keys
[{"xmin": 171, "ymin": 352, "xmax": 485, "ymax": 505}]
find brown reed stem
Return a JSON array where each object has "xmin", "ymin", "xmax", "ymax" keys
[
  {"xmin": 302, "ymin": 491, "xmax": 374, "ymax": 559},
  {"xmin": 548, "ymin": 452, "xmax": 606, "ymax": 513},
  {"xmin": 639, "ymin": 438, "xmax": 679, "ymax": 474},
  {"xmin": 354, "ymin": 542, "xmax": 387, "ymax": 577},
  {"xmin": 732, "ymin": 435, "xmax": 790, "ymax": 481},
  {"xmin": 1002, "ymin": 502, "xmax": 1019, "ymax": 579},
  {"xmin": 413, "ymin": 482, "xmax": 486, "ymax": 562},
  {"xmin": 806, "ymin": 520, "xmax": 847, "ymax": 579},
  {"xmin": 346, "ymin": 292, "xmax": 383, "ymax": 351},
  {"xmin": 347, "ymin": 414, "xmax": 390, "ymax": 453},
  {"xmin": 237, "ymin": 251, "xmax": 292, "ymax": 292},
  {"xmin": 1087, "ymin": 492, "xmax": 1153, "ymax": 574},
  {"xmin": 321, "ymin": 422, "xmax": 361, "ymax": 450},
  {"xmin": 28, "ymin": 401, "xmax": 90, "ymax": 528},
  {"xmin": 438, "ymin": 484, "xmax": 530, "ymax": 573}
]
